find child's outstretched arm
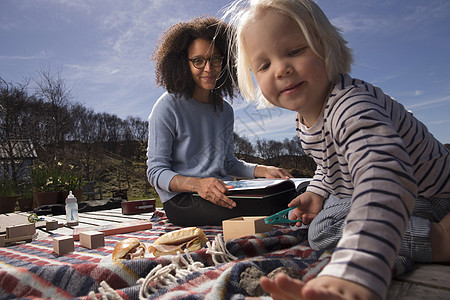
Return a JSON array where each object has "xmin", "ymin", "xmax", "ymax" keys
[
  {"xmin": 260, "ymin": 273, "xmax": 306, "ymax": 300},
  {"xmin": 289, "ymin": 192, "xmax": 324, "ymax": 226},
  {"xmin": 260, "ymin": 273, "xmax": 381, "ymax": 300},
  {"xmin": 254, "ymin": 165, "xmax": 293, "ymax": 179}
]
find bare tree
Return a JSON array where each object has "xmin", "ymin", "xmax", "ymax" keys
[
  {"xmin": 256, "ymin": 139, "xmax": 270, "ymax": 160},
  {"xmin": 126, "ymin": 116, "xmax": 148, "ymax": 142},
  {"xmin": 256, "ymin": 138, "xmax": 287, "ymax": 165},
  {"xmin": 0, "ymin": 77, "xmax": 32, "ymax": 189},
  {"xmin": 233, "ymin": 133, "xmax": 254, "ymax": 158},
  {"xmin": 283, "ymin": 136, "xmax": 304, "ymax": 156},
  {"xmin": 267, "ymin": 140, "xmax": 284, "ymax": 165},
  {"xmin": 0, "ymin": 77, "xmax": 30, "ymax": 140},
  {"xmin": 70, "ymin": 103, "xmax": 97, "ymax": 143},
  {"xmin": 33, "ymin": 66, "xmax": 72, "ymax": 150},
  {"xmin": 283, "ymin": 136, "xmax": 305, "ymax": 168}
]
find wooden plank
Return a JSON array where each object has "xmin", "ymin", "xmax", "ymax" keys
[
  {"xmin": 72, "ymin": 220, "xmax": 152, "ymax": 240},
  {"xmin": 0, "ymin": 214, "xmax": 46, "ymax": 233},
  {"xmin": 42, "ymin": 215, "xmax": 106, "ymax": 228},
  {"xmin": 77, "ymin": 213, "xmax": 151, "ymax": 223},
  {"xmin": 80, "ymin": 212, "xmax": 154, "ymax": 222},
  {"xmin": 39, "ymin": 210, "xmax": 154, "ymax": 236},
  {"xmin": 44, "ymin": 227, "xmax": 73, "ymax": 236},
  {"xmin": 81, "ymin": 209, "xmax": 155, "ymax": 218},
  {"xmin": 1, "ymin": 233, "xmax": 36, "ymax": 247},
  {"xmin": 394, "ymin": 263, "xmax": 450, "ymax": 290},
  {"xmin": 82, "ymin": 208, "xmax": 123, "ymax": 215},
  {"xmin": 387, "ymin": 280, "xmax": 450, "ymax": 299},
  {"xmin": 69, "ymin": 217, "xmax": 115, "ymax": 227},
  {"xmin": 6, "ymin": 223, "xmax": 35, "ymax": 238}
]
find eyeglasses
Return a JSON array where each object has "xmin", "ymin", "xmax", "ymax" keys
[{"xmin": 187, "ymin": 56, "xmax": 224, "ymax": 69}]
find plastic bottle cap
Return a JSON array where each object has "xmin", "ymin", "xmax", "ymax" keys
[{"xmin": 66, "ymin": 191, "xmax": 77, "ymax": 204}]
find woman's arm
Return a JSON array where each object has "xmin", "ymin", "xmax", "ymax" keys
[
  {"xmin": 169, "ymin": 165, "xmax": 292, "ymax": 209},
  {"xmin": 146, "ymin": 95, "xmax": 178, "ymax": 193},
  {"xmin": 169, "ymin": 175, "xmax": 236, "ymax": 209},
  {"xmin": 254, "ymin": 165, "xmax": 292, "ymax": 178}
]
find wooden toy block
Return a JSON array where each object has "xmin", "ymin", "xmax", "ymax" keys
[
  {"xmin": 222, "ymin": 216, "xmax": 273, "ymax": 241},
  {"xmin": 6, "ymin": 223, "xmax": 35, "ymax": 239},
  {"xmin": 46, "ymin": 221, "xmax": 59, "ymax": 230},
  {"xmin": 0, "ymin": 223, "xmax": 36, "ymax": 247},
  {"xmin": 0, "ymin": 233, "xmax": 34, "ymax": 247},
  {"xmin": 72, "ymin": 220, "xmax": 152, "ymax": 241},
  {"xmin": 53, "ymin": 236, "xmax": 74, "ymax": 254},
  {"xmin": 79, "ymin": 231, "xmax": 104, "ymax": 249}
]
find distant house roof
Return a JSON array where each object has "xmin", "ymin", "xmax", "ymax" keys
[{"xmin": 0, "ymin": 140, "xmax": 38, "ymax": 160}]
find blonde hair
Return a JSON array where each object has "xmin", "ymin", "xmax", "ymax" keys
[{"xmin": 223, "ymin": 0, "xmax": 353, "ymax": 107}]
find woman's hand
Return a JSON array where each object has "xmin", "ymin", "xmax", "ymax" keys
[
  {"xmin": 195, "ymin": 177, "xmax": 236, "ymax": 209},
  {"xmin": 254, "ymin": 165, "xmax": 292, "ymax": 179},
  {"xmin": 288, "ymin": 191, "xmax": 324, "ymax": 226},
  {"xmin": 169, "ymin": 175, "xmax": 236, "ymax": 209}
]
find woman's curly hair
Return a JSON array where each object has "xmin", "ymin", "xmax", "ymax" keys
[{"xmin": 151, "ymin": 16, "xmax": 237, "ymax": 110}]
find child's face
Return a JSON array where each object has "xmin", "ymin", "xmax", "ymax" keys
[{"xmin": 243, "ymin": 11, "xmax": 330, "ymax": 123}]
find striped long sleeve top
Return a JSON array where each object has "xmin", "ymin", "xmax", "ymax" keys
[{"xmin": 296, "ymin": 74, "xmax": 450, "ymax": 298}]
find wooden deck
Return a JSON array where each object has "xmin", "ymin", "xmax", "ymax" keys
[{"xmin": 1, "ymin": 208, "xmax": 449, "ymax": 299}]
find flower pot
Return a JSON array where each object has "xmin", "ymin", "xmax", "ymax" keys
[
  {"xmin": 0, "ymin": 195, "xmax": 18, "ymax": 213},
  {"xmin": 58, "ymin": 191, "xmax": 69, "ymax": 204},
  {"xmin": 73, "ymin": 190, "xmax": 83, "ymax": 202},
  {"xmin": 18, "ymin": 197, "xmax": 34, "ymax": 212},
  {"xmin": 33, "ymin": 191, "xmax": 59, "ymax": 207}
]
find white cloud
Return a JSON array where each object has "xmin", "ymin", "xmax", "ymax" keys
[
  {"xmin": 427, "ymin": 119, "xmax": 450, "ymax": 125},
  {"xmin": 331, "ymin": 14, "xmax": 385, "ymax": 34},
  {"xmin": 406, "ymin": 95, "xmax": 450, "ymax": 110},
  {"xmin": 0, "ymin": 53, "xmax": 47, "ymax": 60},
  {"xmin": 234, "ymin": 103, "xmax": 297, "ymax": 141},
  {"xmin": 404, "ymin": 1, "xmax": 450, "ymax": 25},
  {"xmin": 329, "ymin": 0, "xmax": 450, "ymax": 39}
]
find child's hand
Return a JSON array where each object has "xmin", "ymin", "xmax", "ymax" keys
[
  {"xmin": 260, "ymin": 273, "xmax": 381, "ymax": 300},
  {"xmin": 260, "ymin": 272, "xmax": 306, "ymax": 300},
  {"xmin": 288, "ymin": 192, "xmax": 324, "ymax": 226}
]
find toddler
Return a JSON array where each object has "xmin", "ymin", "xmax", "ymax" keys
[{"xmin": 223, "ymin": 0, "xmax": 450, "ymax": 299}]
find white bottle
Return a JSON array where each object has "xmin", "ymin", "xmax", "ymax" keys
[{"xmin": 65, "ymin": 191, "xmax": 79, "ymax": 226}]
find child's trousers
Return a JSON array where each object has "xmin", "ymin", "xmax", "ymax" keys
[{"xmin": 308, "ymin": 194, "xmax": 450, "ymax": 262}]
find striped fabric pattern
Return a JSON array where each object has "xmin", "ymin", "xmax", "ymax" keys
[
  {"xmin": 296, "ymin": 74, "xmax": 449, "ymax": 298},
  {"xmin": 0, "ymin": 209, "xmax": 413, "ymax": 299}
]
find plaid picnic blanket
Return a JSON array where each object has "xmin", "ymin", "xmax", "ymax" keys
[{"xmin": 0, "ymin": 210, "xmax": 413, "ymax": 299}]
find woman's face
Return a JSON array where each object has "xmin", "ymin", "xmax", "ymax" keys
[{"xmin": 187, "ymin": 38, "xmax": 223, "ymax": 102}]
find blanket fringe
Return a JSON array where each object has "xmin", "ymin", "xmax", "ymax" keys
[
  {"xmin": 138, "ymin": 248, "xmax": 208, "ymax": 299},
  {"xmin": 89, "ymin": 234, "xmax": 237, "ymax": 300},
  {"xmin": 88, "ymin": 280, "xmax": 123, "ymax": 300},
  {"xmin": 206, "ymin": 233, "xmax": 238, "ymax": 265}
]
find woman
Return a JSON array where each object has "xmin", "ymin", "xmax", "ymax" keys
[{"xmin": 147, "ymin": 16, "xmax": 292, "ymax": 226}]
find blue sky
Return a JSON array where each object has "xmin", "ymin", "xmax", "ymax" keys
[{"xmin": 1, "ymin": 0, "xmax": 449, "ymax": 144}]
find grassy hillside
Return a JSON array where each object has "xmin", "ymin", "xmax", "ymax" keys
[{"xmin": 35, "ymin": 141, "xmax": 317, "ymax": 207}]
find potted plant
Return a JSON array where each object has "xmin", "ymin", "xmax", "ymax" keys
[
  {"xmin": 60, "ymin": 169, "xmax": 85, "ymax": 202},
  {"xmin": 32, "ymin": 162, "xmax": 86, "ymax": 206},
  {"xmin": 0, "ymin": 178, "xmax": 19, "ymax": 213},
  {"xmin": 31, "ymin": 164, "xmax": 65, "ymax": 207},
  {"xmin": 18, "ymin": 183, "xmax": 34, "ymax": 212}
]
